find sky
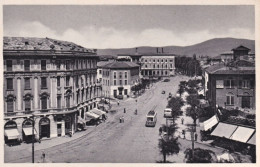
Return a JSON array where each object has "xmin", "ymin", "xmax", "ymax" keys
[{"xmin": 3, "ymin": 5, "xmax": 255, "ymax": 49}]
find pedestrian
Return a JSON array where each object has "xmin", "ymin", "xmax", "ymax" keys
[
  {"xmin": 195, "ymin": 133, "xmax": 198, "ymax": 141},
  {"xmin": 181, "ymin": 118, "xmax": 184, "ymax": 124},
  {"xmin": 124, "ymin": 108, "xmax": 126, "ymax": 113},
  {"xmin": 117, "ymin": 100, "xmax": 120, "ymax": 106},
  {"xmin": 182, "ymin": 129, "xmax": 186, "ymax": 139},
  {"xmin": 41, "ymin": 151, "xmax": 46, "ymax": 163},
  {"xmin": 159, "ymin": 127, "xmax": 162, "ymax": 135},
  {"xmin": 135, "ymin": 109, "xmax": 138, "ymax": 115},
  {"xmin": 119, "ymin": 117, "xmax": 122, "ymax": 123},
  {"xmin": 122, "ymin": 116, "xmax": 124, "ymax": 123}
]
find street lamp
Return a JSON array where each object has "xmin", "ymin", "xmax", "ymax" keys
[{"xmin": 31, "ymin": 114, "xmax": 36, "ymax": 163}]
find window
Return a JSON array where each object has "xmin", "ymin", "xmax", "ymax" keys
[
  {"xmin": 216, "ymin": 80, "xmax": 224, "ymax": 88},
  {"xmin": 57, "ymin": 96, "xmax": 61, "ymax": 109},
  {"xmin": 76, "ymin": 76, "xmax": 79, "ymax": 88},
  {"xmin": 225, "ymin": 79, "xmax": 235, "ymax": 88},
  {"xmin": 125, "ymin": 72, "xmax": 127, "ymax": 78},
  {"xmin": 170, "ymin": 64, "xmax": 172, "ymax": 68},
  {"xmin": 24, "ymin": 78, "xmax": 30, "ymax": 89},
  {"xmin": 145, "ymin": 65, "xmax": 147, "ymax": 68},
  {"xmin": 161, "ymin": 59, "xmax": 164, "ymax": 62},
  {"xmin": 153, "ymin": 59, "xmax": 155, "ymax": 62},
  {"xmin": 99, "ymin": 70, "xmax": 102, "ymax": 74},
  {"xmin": 114, "ymin": 80, "xmax": 116, "ymax": 85},
  {"xmin": 157, "ymin": 65, "xmax": 159, "ymax": 68},
  {"xmin": 119, "ymin": 80, "xmax": 122, "ymax": 85},
  {"xmin": 41, "ymin": 77, "xmax": 47, "ymax": 88},
  {"xmin": 158, "ymin": 59, "xmax": 160, "ymax": 62},
  {"xmin": 153, "ymin": 64, "xmax": 155, "ymax": 68},
  {"xmin": 145, "ymin": 60, "xmax": 147, "ymax": 62},
  {"xmin": 125, "ymin": 80, "xmax": 127, "ymax": 85},
  {"xmin": 124, "ymin": 89, "xmax": 128, "ymax": 95},
  {"xmin": 170, "ymin": 60, "xmax": 173, "ymax": 62},
  {"xmin": 241, "ymin": 80, "xmax": 250, "ymax": 89},
  {"xmin": 56, "ymin": 60, "xmax": 61, "ymax": 70},
  {"xmin": 114, "ymin": 72, "xmax": 116, "ymax": 79},
  {"xmin": 24, "ymin": 60, "xmax": 30, "ymax": 71},
  {"xmin": 66, "ymin": 96, "xmax": 70, "ymax": 108},
  {"xmin": 41, "ymin": 60, "xmax": 46, "ymax": 70},
  {"xmin": 7, "ymin": 78, "xmax": 13, "ymax": 90},
  {"xmin": 76, "ymin": 60, "xmax": 78, "ymax": 69},
  {"xmin": 41, "ymin": 96, "xmax": 47, "ymax": 109},
  {"xmin": 66, "ymin": 76, "xmax": 70, "ymax": 86},
  {"xmin": 7, "ymin": 60, "xmax": 12, "ymax": 71},
  {"xmin": 66, "ymin": 60, "xmax": 70, "ymax": 70},
  {"xmin": 25, "ymin": 99, "xmax": 31, "ymax": 111},
  {"xmin": 7, "ymin": 100, "xmax": 13, "ymax": 112},
  {"xmin": 81, "ymin": 77, "xmax": 84, "ymax": 87},
  {"xmin": 226, "ymin": 93, "xmax": 234, "ymax": 105},
  {"xmin": 57, "ymin": 76, "xmax": 60, "ymax": 87},
  {"xmin": 166, "ymin": 59, "xmax": 168, "ymax": 62},
  {"xmin": 119, "ymin": 72, "xmax": 122, "ymax": 79}
]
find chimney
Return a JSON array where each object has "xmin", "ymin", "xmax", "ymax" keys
[{"xmin": 162, "ymin": 48, "xmax": 164, "ymax": 53}]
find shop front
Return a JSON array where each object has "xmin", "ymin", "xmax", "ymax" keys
[
  {"xmin": 4, "ymin": 120, "xmax": 21, "ymax": 146},
  {"xmin": 22, "ymin": 119, "xmax": 37, "ymax": 143}
]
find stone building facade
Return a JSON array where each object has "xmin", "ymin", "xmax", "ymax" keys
[{"xmin": 3, "ymin": 37, "xmax": 100, "ymax": 143}]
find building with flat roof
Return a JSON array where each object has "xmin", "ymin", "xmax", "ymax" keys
[
  {"xmin": 97, "ymin": 60, "xmax": 140, "ymax": 99},
  {"xmin": 3, "ymin": 37, "xmax": 100, "ymax": 143}
]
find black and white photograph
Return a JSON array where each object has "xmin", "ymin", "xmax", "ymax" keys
[{"xmin": 2, "ymin": 1, "xmax": 258, "ymax": 165}]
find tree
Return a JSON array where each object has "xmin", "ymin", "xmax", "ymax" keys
[
  {"xmin": 186, "ymin": 94, "xmax": 201, "ymax": 130},
  {"xmin": 158, "ymin": 137, "xmax": 180, "ymax": 163},
  {"xmin": 167, "ymin": 97, "xmax": 184, "ymax": 117},
  {"xmin": 184, "ymin": 148, "xmax": 216, "ymax": 163}
]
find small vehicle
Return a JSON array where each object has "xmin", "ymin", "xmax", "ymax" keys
[
  {"xmin": 145, "ymin": 110, "xmax": 157, "ymax": 127},
  {"xmin": 164, "ymin": 108, "xmax": 172, "ymax": 118},
  {"xmin": 163, "ymin": 79, "xmax": 170, "ymax": 82},
  {"xmin": 168, "ymin": 93, "xmax": 172, "ymax": 98},
  {"xmin": 161, "ymin": 90, "xmax": 165, "ymax": 94}
]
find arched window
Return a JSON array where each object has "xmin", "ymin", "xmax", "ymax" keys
[{"xmin": 6, "ymin": 94, "xmax": 16, "ymax": 113}]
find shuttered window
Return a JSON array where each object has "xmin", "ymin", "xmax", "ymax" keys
[
  {"xmin": 25, "ymin": 100, "xmax": 31, "ymax": 111},
  {"xmin": 7, "ymin": 78, "xmax": 13, "ymax": 90},
  {"xmin": 7, "ymin": 101, "xmax": 13, "ymax": 112},
  {"xmin": 7, "ymin": 60, "xmax": 12, "ymax": 71},
  {"xmin": 41, "ymin": 77, "xmax": 47, "ymax": 88},
  {"xmin": 24, "ymin": 60, "xmax": 30, "ymax": 71},
  {"xmin": 41, "ymin": 60, "xmax": 46, "ymax": 70},
  {"xmin": 41, "ymin": 97, "xmax": 47, "ymax": 109},
  {"xmin": 24, "ymin": 78, "xmax": 30, "ymax": 89},
  {"xmin": 57, "ymin": 96, "xmax": 61, "ymax": 109}
]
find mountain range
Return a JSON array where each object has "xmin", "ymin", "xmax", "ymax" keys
[{"xmin": 96, "ymin": 38, "xmax": 255, "ymax": 58}]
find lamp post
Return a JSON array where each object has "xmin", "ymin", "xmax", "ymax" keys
[{"xmin": 31, "ymin": 114, "xmax": 35, "ymax": 163}]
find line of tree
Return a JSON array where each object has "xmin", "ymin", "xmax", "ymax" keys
[{"xmin": 175, "ymin": 55, "xmax": 202, "ymax": 76}]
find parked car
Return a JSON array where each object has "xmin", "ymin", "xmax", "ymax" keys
[
  {"xmin": 161, "ymin": 90, "xmax": 165, "ymax": 94},
  {"xmin": 163, "ymin": 78, "xmax": 170, "ymax": 82}
]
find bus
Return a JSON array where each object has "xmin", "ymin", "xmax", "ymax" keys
[{"xmin": 145, "ymin": 110, "xmax": 157, "ymax": 127}]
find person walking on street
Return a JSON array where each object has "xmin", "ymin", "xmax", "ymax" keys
[
  {"xmin": 181, "ymin": 118, "xmax": 184, "ymax": 125},
  {"xmin": 119, "ymin": 117, "xmax": 122, "ymax": 123},
  {"xmin": 117, "ymin": 100, "xmax": 120, "ymax": 106},
  {"xmin": 41, "ymin": 151, "xmax": 46, "ymax": 163},
  {"xmin": 195, "ymin": 132, "xmax": 198, "ymax": 141},
  {"xmin": 122, "ymin": 116, "xmax": 124, "ymax": 123},
  {"xmin": 124, "ymin": 108, "xmax": 126, "ymax": 113},
  {"xmin": 182, "ymin": 129, "xmax": 186, "ymax": 139}
]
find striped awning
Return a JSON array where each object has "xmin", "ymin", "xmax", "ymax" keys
[
  {"xmin": 4, "ymin": 128, "xmax": 19, "ymax": 140},
  {"xmin": 201, "ymin": 115, "xmax": 219, "ymax": 131},
  {"xmin": 23, "ymin": 127, "xmax": 37, "ymax": 136}
]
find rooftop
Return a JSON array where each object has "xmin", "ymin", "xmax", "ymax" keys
[
  {"xmin": 99, "ymin": 60, "xmax": 139, "ymax": 69},
  {"xmin": 3, "ymin": 36, "xmax": 95, "ymax": 53}
]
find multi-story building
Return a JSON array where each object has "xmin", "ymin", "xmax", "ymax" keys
[
  {"xmin": 3, "ymin": 37, "xmax": 100, "ymax": 143},
  {"xmin": 97, "ymin": 61, "xmax": 140, "ymax": 99},
  {"xmin": 204, "ymin": 60, "xmax": 255, "ymax": 113}
]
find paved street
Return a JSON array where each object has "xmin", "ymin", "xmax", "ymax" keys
[{"xmin": 4, "ymin": 75, "xmax": 235, "ymax": 163}]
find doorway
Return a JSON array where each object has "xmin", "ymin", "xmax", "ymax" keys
[
  {"xmin": 57, "ymin": 124, "xmax": 62, "ymax": 137},
  {"xmin": 39, "ymin": 118, "xmax": 50, "ymax": 139},
  {"xmin": 242, "ymin": 96, "xmax": 250, "ymax": 108}
]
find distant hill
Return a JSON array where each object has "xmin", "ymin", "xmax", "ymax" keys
[{"xmin": 97, "ymin": 38, "xmax": 255, "ymax": 58}]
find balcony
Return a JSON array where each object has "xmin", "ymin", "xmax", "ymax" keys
[{"xmin": 4, "ymin": 107, "xmax": 77, "ymax": 118}]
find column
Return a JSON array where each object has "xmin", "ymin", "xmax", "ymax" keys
[
  {"xmin": 17, "ymin": 77, "xmax": 22, "ymax": 111},
  {"xmin": 34, "ymin": 77, "xmax": 39, "ymax": 109}
]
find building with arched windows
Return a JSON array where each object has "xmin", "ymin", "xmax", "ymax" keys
[{"xmin": 3, "ymin": 37, "xmax": 100, "ymax": 143}]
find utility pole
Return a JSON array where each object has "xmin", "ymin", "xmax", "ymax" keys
[{"xmin": 32, "ymin": 114, "xmax": 35, "ymax": 163}]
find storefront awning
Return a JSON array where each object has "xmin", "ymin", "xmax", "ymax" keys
[
  {"xmin": 4, "ymin": 128, "xmax": 19, "ymax": 140},
  {"xmin": 23, "ymin": 127, "xmax": 37, "ymax": 136},
  {"xmin": 230, "ymin": 126, "xmax": 255, "ymax": 143},
  {"xmin": 247, "ymin": 132, "xmax": 256, "ymax": 145},
  {"xmin": 201, "ymin": 115, "xmax": 219, "ymax": 131},
  {"xmin": 86, "ymin": 112, "xmax": 100, "ymax": 119},
  {"xmin": 211, "ymin": 123, "xmax": 238, "ymax": 138},
  {"xmin": 90, "ymin": 108, "xmax": 106, "ymax": 116}
]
